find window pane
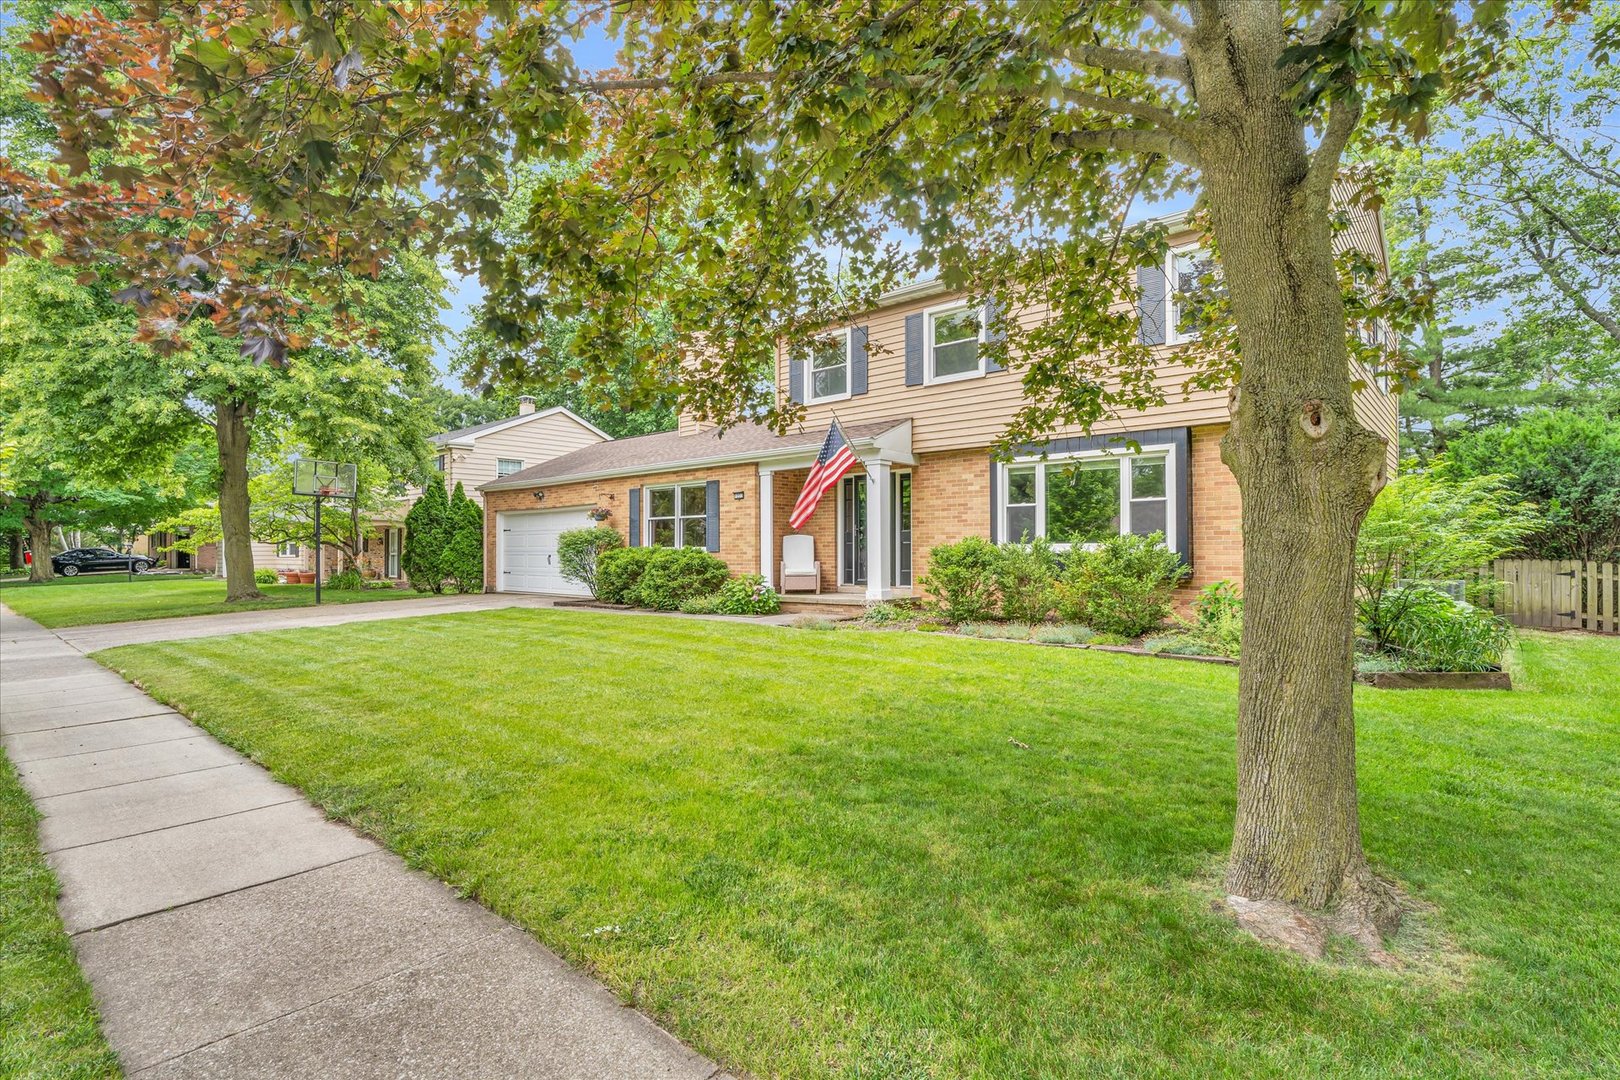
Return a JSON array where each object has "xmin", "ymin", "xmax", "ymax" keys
[
  {"xmin": 811, "ymin": 337, "xmax": 846, "ymax": 370},
  {"xmin": 1006, "ymin": 505, "xmax": 1037, "ymax": 543},
  {"xmin": 683, "ymin": 518, "xmax": 707, "ymax": 549},
  {"xmin": 649, "ymin": 487, "xmax": 675, "ymax": 517},
  {"xmin": 1130, "ymin": 499, "xmax": 1167, "ymax": 538},
  {"xmin": 1172, "ymin": 249, "xmax": 1222, "ymax": 338},
  {"xmin": 933, "ymin": 308, "xmax": 980, "ymax": 345},
  {"xmin": 933, "ymin": 338, "xmax": 980, "ymax": 378},
  {"xmin": 1045, "ymin": 461, "xmax": 1120, "ymax": 545},
  {"xmin": 651, "ymin": 520, "xmax": 676, "ymax": 547},
  {"xmin": 812, "ymin": 364, "xmax": 847, "ymax": 398},
  {"xmin": 1007, "ymin": 466, "xmax": 1036, "ymax": 505},
  {"xmin": 681, "ymin": 485, "xmax": 707, "ymax": 517},
  {"xmin": 1131, "ymin": 458, "xmax": 1166, "ymax": 499}
]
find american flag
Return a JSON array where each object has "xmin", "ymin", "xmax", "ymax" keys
[{"xmin": 789, "ymin": 419, "xmax": 859, "ymax": 529}]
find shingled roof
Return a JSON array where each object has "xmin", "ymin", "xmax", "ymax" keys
[{"xmin": 481, "ymin": 418, "xmax": 910, "ymax": 491}]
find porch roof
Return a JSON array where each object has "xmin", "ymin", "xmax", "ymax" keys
[{"xmin": 481, "ymin": 418, "xmax": 912, "ymax": 493}]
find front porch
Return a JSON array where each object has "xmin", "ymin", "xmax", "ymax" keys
[{"xmin": 759, "ymin": 457, "xmax": 916, "ymax": 602}]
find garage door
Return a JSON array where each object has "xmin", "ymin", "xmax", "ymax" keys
[{"xmin": 496, "ymin": 509, "xmax": 595, "ymax": 595}]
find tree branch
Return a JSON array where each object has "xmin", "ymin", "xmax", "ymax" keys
[
  {"xmin": 1053, "ymin": 126, "xmax": 1200, "ymax": 168},
  {"xmin": 1305, "ymin": 94, "xmax": 1361, "ymax": 205},
  {"xmin": 1059, "ymin": 86, "xmax": 1192, "ymax": 136},
  {"xmin": 1522, "ymin": 226, "xmax": 1620, "ymax": 345},
  {"xmin": 1140, "ymin": 1, "xmax": 1195, "ymax": 41},
  {"xmin": 1062, "ymin": 40, "xmax": 1191, "ymax": 84}
]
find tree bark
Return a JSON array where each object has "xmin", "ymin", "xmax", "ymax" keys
[
  {"xmin": 24, "ymin": 513, "xmax": 55, "ymax": 583},
  {"xmin": 1186, "ymin": 8, "xmax": 1400, "ymax": 934},
  {"xmin": 214, "ymin": 396, "xmax": 264, "ymax": 602}
]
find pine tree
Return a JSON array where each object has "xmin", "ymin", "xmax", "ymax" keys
[
  {"xmin": 402, "ymin": 477, "xmax": 450, "ymax": 594},
  {"xmin": 443, "ymin": 482, "xmax": 485, "ymax": 594}
]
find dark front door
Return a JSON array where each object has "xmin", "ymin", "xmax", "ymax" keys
[
  {"xmin": 893, "ymin": 472, "xmax": 912, "ymax": 587},
  {"xmin": 841, "ymin": 476, "xmax": 867, "ymax": 586}
]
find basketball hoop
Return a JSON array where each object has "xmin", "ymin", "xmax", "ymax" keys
[{"xmin": 291, "ymin": 459, "xmax": 358, "ymax": 606}]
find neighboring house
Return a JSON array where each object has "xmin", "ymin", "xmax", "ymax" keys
[{"xmin": 479, "ymin": 210, "xmax": 1398, "ymax": 602}]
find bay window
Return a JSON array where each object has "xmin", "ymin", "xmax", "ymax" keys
[
  {"xmin": 1000, "ymin": 450, "xmax": 1174, "ymax": 549},
  {"xmin": 647, "ymin": 483, "xmax": 708, "ymax": 548}
]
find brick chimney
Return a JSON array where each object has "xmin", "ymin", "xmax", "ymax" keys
[{"xmin": 517, "ymin": 395, "xmax": 536, "ymax": 416}]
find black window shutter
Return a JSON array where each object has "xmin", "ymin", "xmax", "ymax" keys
[
  {"xmin": 850, "ymin": 326, "xmax": 869, "ymax": 395},
  {"xmin": 983, "ymin": 298, "xmax": 1005, "ymax": 372},
  {"xmin": 988, "ymin": 457, "xmax": 1000, "ymax": 543},
  {"xmin": 904, "ymin": 312, "xmax": 925, "ymax": 385},
  {"xmin": 789, "ymin": 358, "xmax": 805, "ymax": 404},
  {"xmin": 704, "ymin": 480, "xmax": 721, "ymax": 552},
  {"xmin": 1137, "ymin": 264, "xmax": 1167, "ymax": 346},
  {"xmin": 628, "ymin": 487, "xmax": 641, "ymax": 547}
]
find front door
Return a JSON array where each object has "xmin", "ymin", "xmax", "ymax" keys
[{"xmin": 840, "ymin": 476, "xmax": 867, "ymax": 586}]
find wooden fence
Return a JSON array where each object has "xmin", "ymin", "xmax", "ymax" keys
[{"xmin": 1488, "ymin": 559, "xmax": 1619, "ymax": 633}]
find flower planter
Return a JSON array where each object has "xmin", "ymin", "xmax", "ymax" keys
[
  {"xmin": 1355, "ymin": 670, "xmax": 1511, "ymax": 690},
  {"xmin": 297, "ymin": 571, "xmax": 316, "ymax": 584}
]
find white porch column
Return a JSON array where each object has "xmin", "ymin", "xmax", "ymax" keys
[
  {"xmin": 865, "ymin": 459, "xmax": 891, "ymax": 600},
  {"xmin": 757, "ymin": 467, "xmax": 775, "ymax": 587}
]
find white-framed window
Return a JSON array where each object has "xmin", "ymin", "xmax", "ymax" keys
[
  {"xmin": 1166, "ymin": 246, "xmax": 1221, "ymax": 345},
  {"xmin": 925, "ymin": 300, "xmax": 985, "ymax": 384},
  {"xmin": 807, "ymin": 328, "xmax": 851, "ymax": 403},
  {"xmin": 434, "ymin": 454, "xmax": 446, "ymax": 472},
  {"xmin": 646, "ymin": 483, "xmax": 708, "ymax": 548},
  {"xmin": 277, "ymin": 541, "xmax": 300, "ymax": 558},
  {"xmin": 1000, "ymin": 448, "xmax": 1174, "ymax": 550},
  {"xmin": 496, "ymin": 458, "xmax": 523, "ymax": 477}
]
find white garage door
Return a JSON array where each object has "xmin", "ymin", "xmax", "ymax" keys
[{"xmin": 497, "ymin": 509, "xmax": 595, "ymax": 596}]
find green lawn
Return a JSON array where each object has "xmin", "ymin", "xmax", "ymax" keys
[
  {"xmin": 95, "ymin": 612, "xmax": 1619, "ymax": 1078},
  {"xmin": 0, "ymin": 755, "xmax": 119, "ymax": 1079},
  {"xmin": 0, "ymin": 574, "xmax": 425, "ymax": 628}
]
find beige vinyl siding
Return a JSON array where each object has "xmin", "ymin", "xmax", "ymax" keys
[
  {"xmin": 444, "ymin": 413, "xmax": 605, "ymax": 503},
  {"xmin": 780, "ymin": 208, "xmax": 1397, "ymax": 461}
]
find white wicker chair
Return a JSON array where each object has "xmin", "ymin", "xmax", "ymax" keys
[{"xmin": 779, "ymin": 534, "xmax": 821, "ymax": 594}]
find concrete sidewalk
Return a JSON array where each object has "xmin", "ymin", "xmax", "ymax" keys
[{"xmin": 1, "ymin": 604, "xmax": 728, "ymax": 1079}]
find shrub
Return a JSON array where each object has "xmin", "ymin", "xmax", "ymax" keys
[
  {"xmin": 860, "ymin": 601, "xmax": 915, "ymax": 626},
  {"xmin": 1365, "ymin": 584, "xmax": 1513, "ymax": 672},
  {"xmin": 557, "ymin": 527, "xmax": 624, "ymax": 598},
  {"xmin": 442, "ymin": 483, "xmax": 485, "ymax": 594},
  {"xmin": 996, "ymin": 537, "xmax": 1060, "ymax": 623},
  {"xmin": 1174, "ymin": 580, "xmax": 1242, "ymax": 657},
  {"xmin": 629, "ymin": 548, "xmax": 730, "ymax": 611},
  {"xmin": 402, "ymin": 478, "xmax": 451, "ymax": 593},
  {"xmin": 714, "ymin": 574, "xmax": 781, "ymax": 615},
  {"xmin": 1055, "ymin": 533, "xmax": 1188, "ymax": 638},
  {"xmin": 1032, "ymin": 624, "xmax": 1094, "ymax": 645},
  {"xmin": 920, "ymin": 536, "xmax": 1001, "ymax": 622},
  {"xmin": 596, "ymin": 547, "xmax": 654, "ymax": 604},
  {"xmin": 678, "ymin": 593, "xmax": 726, "ymax": 615},
  {"xmin": 326, "ymin": 568, "xmax": 364, "ymax": 591},
  {"xmin": 253, "ymin": 567, "xmax": 278, "ymax": 585}
]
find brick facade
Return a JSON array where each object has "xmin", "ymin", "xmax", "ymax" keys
[
  {"xmin": 481, "ymin": 426, "xmax": 1246, "ymax": 601},
  {"xmin": 481, "ymin": 462, "xmax": 761, "ymax": 591}
]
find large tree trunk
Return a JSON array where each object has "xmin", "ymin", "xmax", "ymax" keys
[
  {"xmin": 24, "ymin": 513, "xmax": 55, "ymax": 583},
  {"xmin": 1187, "ymin": 12, "xmax": 1400, "ymax": 935},
  {"xmin": 214, "ymin": 396, "xmax": 264, "ymax": 602}
]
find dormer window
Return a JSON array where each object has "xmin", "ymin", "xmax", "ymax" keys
[
  {"xmin": 809, "ymin": 329, "xmax": 851, "ymax": 404},
  {"xmin": 926, "ymin": 301, "xmax": 984, "ymax": 383},
  {"xmin": 1166, "ymin": 246, "xmax": 1220, "ymax": 345}
]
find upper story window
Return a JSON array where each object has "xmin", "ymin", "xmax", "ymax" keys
[
  {"xmin": 1166, "ymin": 246, "xmax": 1221, "ymax": 345},
  {"xmin": 1001, "ymin": 450, "xmax": 1173, "ymax": 550},
  {"xmin": 808, "ymin": 329, "xmax": 851, "ymax": 403},
  {"xmin": 434, "ymin": 454, "xmax": 446, "ymax": 472},
  {"xmin": 646, "ymin": 483, "xmax": 708, "ymax": 548},
  {"xmin": 496, "ymin": 458, "xmax": 523, "ymax": 477},
  {"xmin": 926, "ymin": 301, "xmax": 984, "ymax": 383},
  {"xmin": 277, "ymin": 541, "xmax": 300, "ymax": 558}
]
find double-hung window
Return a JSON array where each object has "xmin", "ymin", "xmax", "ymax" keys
[
  {"xmin": 496, "ymin": 458, "xmax": 523, "ymax": 477},
  {"xmin": 434, "ymin": 454, "xmax": 446, "ymax": 472},
  {"xmin": 926, "ymin": 302, "xmax": 984, "ymax": 383},
  {"xmin": 808, "ymin": 329, "xmax": 851, "ymax": 403},
  {"xmin": 1166, "ymin": 246, "xmax": 1221, "ymax": 345},
  {"xmin": 1002, "ymin": 450, "xmax": 1173, "ymax": 550},
  {"xmin": 646, "ymin": 483, "xmax": 708, "ymax": 548},
  {"xmin": 277, "ymin": 541, "xmax": 300, "ymax": 558}
]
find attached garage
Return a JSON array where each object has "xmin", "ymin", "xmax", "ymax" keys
[{"xmin": 495, "ymin": 508, "xmax": 595, "ymax": 595}]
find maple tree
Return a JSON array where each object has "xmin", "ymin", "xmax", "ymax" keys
[{"xmin": 3, "ymin": 1, "xmax": 1558, "ymax": 941}]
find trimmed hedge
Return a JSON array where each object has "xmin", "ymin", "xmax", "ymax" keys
[
  {"xmin": 557, "ymin": 526, "xmax": 624, "ymax": 598},
  {"xmin": 596, "ymin": 546, "xmax": 730, "ymax": 610}
]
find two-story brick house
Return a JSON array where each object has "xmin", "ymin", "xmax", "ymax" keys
[{"xmin": 479, "ymin": 212, "xmax": 1397, "ymax": 602}]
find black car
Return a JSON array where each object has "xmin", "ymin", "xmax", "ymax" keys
[{"xmin": 51, "ymin": 548, "xmax": 153, "ymax": 576}]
